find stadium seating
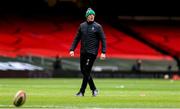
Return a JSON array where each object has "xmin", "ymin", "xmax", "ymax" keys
[
  {"xmin": 130, "ymin": 24, "xmax": 180, "ymax": 56},
  {"xmin": 0, "ymin": 17, "xmax": 173, "ymax": 61},
  {"xmin": 0, "ymin": 17, "xmax": 179, "ymax": 76},
  {"xmin": 103, "ymin": 25, "xmax": 172, "ymax": 60}
]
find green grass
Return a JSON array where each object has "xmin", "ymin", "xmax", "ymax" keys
[{"xmin": 0, "ymin": 78, "xmax": 180, "ymax": 108}]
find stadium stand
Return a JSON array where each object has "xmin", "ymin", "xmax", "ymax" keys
[
  {"xmin": 103, "ymin": 25, "xmax": 172, "ymax": 60},
  {"xmin": 130, "ymin": 24, "xmax": 180, "ymax": 56},
  {"xmin": 0, "ymin": 17, "xmax": 173, "ymax": 60},
  {"xmin": 0, "ymin": 17, "xmax": 178, "ymax": 78}
]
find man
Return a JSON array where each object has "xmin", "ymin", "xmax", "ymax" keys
[
  {"xmin": 52, "ymin": 55, "xmax": 62, "ymax": 77},
  {"xmin": 132, "ymin": 59, "xmax": 142, "ymax": 72},
  {"xmin": 69, "ymin": 8, "xmax": 106, "ymax": 96}
]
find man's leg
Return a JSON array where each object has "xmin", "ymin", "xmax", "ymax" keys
[
  {"xmin": 78, "ymin": 53, "xmax": 89, "ymax": 95},
  {"xmin": 86, "ymin": 55, "xmax": 98, "ymax": 96},
  {"xmin": 86, "ymin": 54, "xmax": 96, "ymax": 91}
]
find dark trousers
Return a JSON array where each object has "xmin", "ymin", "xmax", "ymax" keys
[{"xmin": 79, "ymin": 53, "xmax": 97, "ymax": 94}]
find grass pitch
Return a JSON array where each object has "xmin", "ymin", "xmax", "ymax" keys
[{"xmin": 0, "ymin": 78, "xmax": 180, "ymax": 108}]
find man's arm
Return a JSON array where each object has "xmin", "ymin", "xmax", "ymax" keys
[
  {"xmin": 70, "ymin": 26, "xmax": 81, "ymax": 56},
  {"xmin": 99, "ymin": 25, "xmax": 106, "ymax": 59}
]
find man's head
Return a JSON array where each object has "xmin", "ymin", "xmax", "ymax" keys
[{"xmin": 85, "ymin": 8, "xmax": 95, "ymax": 22}]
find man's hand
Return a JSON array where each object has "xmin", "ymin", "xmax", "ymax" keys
[
  {"xmin": 100, "ymin": 53, "xmax": 106, "ymax": 60},
  {"xmin": 69, "ymin": 51, "xmax": 74, "ymax": 57}
]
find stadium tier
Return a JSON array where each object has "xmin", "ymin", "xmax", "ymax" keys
[
  {"xmin": 0, "ymin": 18, "xmax": 172, "ymax": 60},
  {"xmin": 104, "ymin": 25, "xmax": 172, "ymax": 60},
  {"xmin": 130, "ymin": 24, "xmax": 180, "ymax": 57}
]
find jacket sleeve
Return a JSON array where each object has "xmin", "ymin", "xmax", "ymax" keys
[
  {"xmin": 70, "ymin": 26, "xmax": 81, "ymax": 51},
  {"xmin": 99, "ymin": 25, "xmax": 106, "ymax": 54}
]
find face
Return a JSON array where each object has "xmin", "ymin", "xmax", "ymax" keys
[{"xmin": 87, "ymin": 14, "xmax": 95, "ymax": 22}]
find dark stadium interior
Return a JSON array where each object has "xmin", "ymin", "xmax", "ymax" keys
[{"xmin": 0, "ymin": 0, "xmax": 180, "ymax": 79}]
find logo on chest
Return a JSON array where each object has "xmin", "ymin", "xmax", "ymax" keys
[{"xmin": 92, "ymin": 26, "xmax": 95, "ymax": 31}]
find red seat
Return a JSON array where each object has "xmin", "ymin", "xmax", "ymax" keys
[{"xmin": 131, "ymin": 25, "xmax": 180, "ymax": 57}]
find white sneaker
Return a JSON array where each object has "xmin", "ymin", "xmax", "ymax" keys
[
  {"xmin": 76, "ymin": 92, "xmax": 84, "ymax": 96},
  {"xmin": 92, "ymin": 89, "xmax": 98, "ymax": 97}
]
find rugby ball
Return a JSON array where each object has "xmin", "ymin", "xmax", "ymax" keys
[{"xmin": 13, "ymin": 90, "xmax": 26, "ymax": 107}]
